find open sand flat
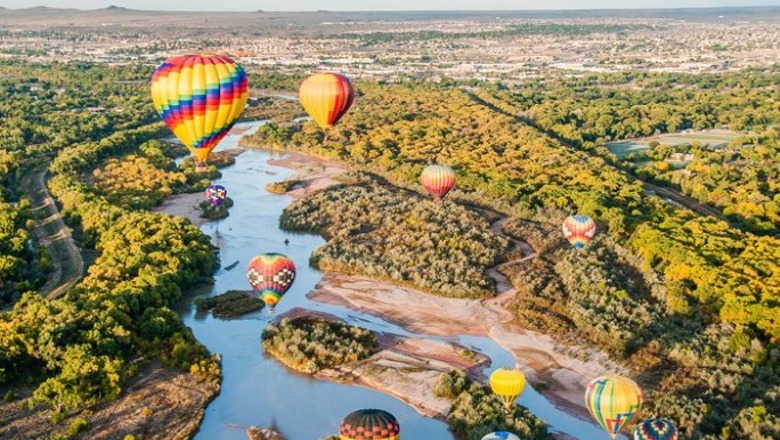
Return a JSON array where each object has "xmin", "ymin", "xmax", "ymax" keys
[
  {"xmin": 308, "ymin": 272, "xmax": 627, "ymax": 420},
  {"xmin": 267, "ymin": 152, "xmax": 347, "ymax": 199}
]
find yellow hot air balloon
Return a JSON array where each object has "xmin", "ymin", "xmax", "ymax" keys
[
  {"xmin": 299, "ymin": 73, "xmax": 355, "ymax": 133},
  {"xmin": 585, "ymin": 375, "xmax": 644, "ymax": 439},
  {"xmin": 151, "ymin": 54, "xmax": 249, "ymax": 170},
  {"xmin": 489, "ymin": 368, "xmax": 526, "ymax": 411}
]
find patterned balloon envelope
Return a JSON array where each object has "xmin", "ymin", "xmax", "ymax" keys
[
  {"xmin": 562, "ymin": 215, "xmax": 597, "ymax": 249},
  {"xmin": 585, "ymin": 375, "xmax": 644, "ymax": 439},
  {"xmin": 151, "ymin": 54, "xmax": 249, "ymax": 167},
  {"xmin": 420, "ymin": 164, "xmax": 456, "ymax": 199},
  {"xmin": 205, "ymin": 184, "xmax": 227, "ymax": 206},
  {"xmin": 634, "ymin": 418, "xmax": 679, "ymax": 440},
  {"xmin": 340, "ymin": 409, "xmax": 400, "ymax": 440},
  {"xmin": 246, "ymin": 253, "xmax": 296, "ymax": 310},
  {"xmin": 482, "ymin": 432, "xmax": 521, "ymax": 440},
  {"xmin": 299, "ymin": 73, "xmax": 355, "ymax": 131}
]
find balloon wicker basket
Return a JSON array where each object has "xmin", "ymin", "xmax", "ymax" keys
[{"xmin": 195, "ymin": 163, "xmax": 207, "ymax": 173}]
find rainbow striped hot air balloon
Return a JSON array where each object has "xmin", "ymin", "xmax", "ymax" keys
[
  {"xmin": 151, "ymin": 54, "xmax": 248, "ymax": 169},
  {"xmin": 634, "ymin": 418, "xmax": 679, "ymax": 440},
  {"xmin": 340, "ymin": 409, "xmax": 400, "ymax": 440},
  {"xmin": 246, "ymin": 253, "xmax": 296, "ymax": 311},
  {"xmin": 562, "ymin": 215, "xmax": 597, "ymax": 250},
  {"xmin": 420, "ymin": 164, "xmax": 456, "ymax": 200},
  {"xmin": 585, "ymin": 375, "xmax": 644, "ymax": 439},
  {"xmin": 299, "ymin": 73, "xmax": 355, "ymax": 132}
]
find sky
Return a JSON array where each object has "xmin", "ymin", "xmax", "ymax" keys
[{"xmin": 1, "ymin": 0, "xmax": 779, "ymax": 11}]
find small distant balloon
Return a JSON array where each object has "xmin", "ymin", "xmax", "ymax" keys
[
  {"xmin": 420, "ymin": 164, "xmax": 456, "ymax": 199},
  {"xmin": 489, "ymin": 368, "xmax": 527, "ymax": 412},
  {"xmin": 205, "ymin": 184, "xmax": 227, "ymax": 206},
  {"xmin": 562, "ymin": 214, "xmax": 597, "ymax": 249},
  {"xmin": 339, "ymin": 408, "xmax": 400, "ymax": 440},
  {"xmin": 299, "ymin": 72, "xmax": 355, "ymax": 132},
  {"xmin": 246, "ymin": 253, "xmax": 296, "ymax": 311},
  {"xmin": 585, "ymin": 375, "xmax": 644, "ymax": 439},
  {"xmin": 634, "ymin": 418, "xmax": 679, "ymax": 440},
  {"xmin": 482, "ymin": 432, "xmax": 521, "ymax": 440}
]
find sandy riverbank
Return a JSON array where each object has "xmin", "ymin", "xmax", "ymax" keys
[
  {"xmin": 0, "ymin": 363, "xmax": 218, "ymax": 440},
  {"xmin": 307, "ymin": 272, "xmax": 627, "ymax": 421},
  {"xmin": 267, "ymin": 152, "xmax": 346, "ymax": 199},
  {"xmin": 264, "ymin": 152, "xmax": 624, "ymax": 424}
]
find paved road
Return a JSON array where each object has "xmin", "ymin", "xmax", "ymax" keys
[{"xmin": 22, "ymin": 163, "xmax": 84, "ymax": 299}]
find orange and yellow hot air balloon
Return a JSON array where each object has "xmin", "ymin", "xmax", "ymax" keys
[
  {"xmin": 299, "ymin": 73, "xmax": 355, "ymax": 132},
  {"xmin": 420, "ymin": 164, "xmax": 456, "ymax": 199},
  {"xmin": 585, "ymin": 375, "xmax": 644, "ymax": 439},
  {"xmin": 151, "ymin": 54, "xmax": 249, "ymax": 169},
  {"xmin": 489, "ymin": 368, "xmax": 527, "ymax": 412}
]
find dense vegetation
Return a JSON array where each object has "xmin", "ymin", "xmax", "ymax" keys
[
  {"xmin": 0, "ymin": 61, "xmax": 221, "ymax": 427},
  {"xmin": 434, "ymin": 370, "xmax": 553, "ymax": 440},
  {"xmin": 472, "ymin": 70, "xmax": 780, "ymax": 234},
  {"xmin": 0, "ymin": 60, "xmax": 157, "ymax": 304},
  {"xmin": 261, "ymin": 316, "xmax": 379, "ymax": 374},
  {"xmin": 247, "ymin": 74, "xmax": 780, "ymax": 438},
  {"xmin": 280, "ymin": 172, "xmax": 509, "ymax": 298},
  {"xmin": 194, "ymin": 290, "xmax": 264, "ymax": 318}
]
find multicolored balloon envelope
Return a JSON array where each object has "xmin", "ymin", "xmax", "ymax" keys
[
  {"xmin": 634, "ymin": 418, "xmax": 679, "ymax": 440},
  {"xmin": 205, "ymin": 184, "xmax": 227, "ymax": 206},
  {"xmin": 420, "ymin": 164, "xmax": 456, "ymax": 199},
  {"xmin": 562, "ymin": 214, "xmax": 597, "ymax": 249},
  {"xmin": 151, "ymin": 54, "xmax": 249, "ymax": 166},
  {"xmin": 489, "ymin": 368, "xmax": 527, "ymax": 411},
  {"xmin": 299, "ymin": 73, "xmax": 355, "ymax": 131},
  {"xmin": 246, "ymin": 253, "xmax": 296, "ymax": 310},
  {"xmin": 340, "ymin": 408, "xmax": 400, "ymax": 440},
  {"xmin": 585, "ymin": 375, "xmax": 644, "ymax": 439},
  {"xmin": 482, "ymin": 432, "xmax": 521, "ymax": 440}
]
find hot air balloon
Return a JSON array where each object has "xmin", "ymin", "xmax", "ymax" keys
[
  {"xmin": 585, "ymin": 375, "xmax": 644, "ymax": 439},
  {"xmin": 562, "ymin": 215, "xmax": 597, "ymax": 249},
  {"xmin": 246, "ymin": 253, "xmax": 296, "ymax": 311},
  {"xmin": 634, "ymin": 419, "xmax": 679, "ymax": 440},
  {"xmin": 151, "ymin": 54, "xmax": 249, "ymax": 171},
  {"xmin": 205, "ymin": 184, "xmax": 227, "ymax": 206},
  {"xmin": 340, "ymin": 409, "xmax": 400, "ymax": 440},
  {"xmin": 420, "ymin": 164, "xmax": 456, "ymax": 200},
  {"xmin": 489, "ymin": 368, "xmax": 527, "ymax": 412},
  {"xmin": 299, "ymin": 73, "xmax": 355, "ymax": 133},
  {"xmin": 482, "ymin": 432, "xmax": 521, "ymax": 440}
]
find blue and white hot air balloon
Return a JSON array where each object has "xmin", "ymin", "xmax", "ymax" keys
[{"xmin": 482, "ymin": 433, "xmax": 521, "ymax": 440}]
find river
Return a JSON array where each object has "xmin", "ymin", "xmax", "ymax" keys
[{"xmin": 174, "ymin": 121, "xmax": 618, "ymax": 440}]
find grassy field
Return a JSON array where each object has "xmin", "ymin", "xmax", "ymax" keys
[{"xmin": 606, "ymin": 129, "xmax": 741, "ymax": 159}]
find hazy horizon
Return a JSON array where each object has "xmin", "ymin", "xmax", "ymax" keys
[{"xmin": 1, "ymin": 0, "xmax": 779, "ymax": 12}]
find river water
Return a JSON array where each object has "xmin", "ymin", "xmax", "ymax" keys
[{"xmin": 174, "ymin": 121, "xmax": 616, "ymax": 440}]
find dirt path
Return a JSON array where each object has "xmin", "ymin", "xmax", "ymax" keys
[
  {"xmin": 487, "ymin": 217, "xmax": 537, "ymax": 304},
  {"xmin": 22, "ymin": 164, "xmax": 84, "ymax": 299}
]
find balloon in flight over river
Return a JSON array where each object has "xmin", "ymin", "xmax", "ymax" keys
[
  {"xmin": 339, "ymin": 408, "xmax": 400, "ymax": 440},
  {"xmin": 151, "ymin": 54, "xmax": 249, "ymax": 170},
  {"xmin": 246, "ymin": 253, "xmax": 296, "ymax": 312},
  {"xmin": 205, "ymin": 184, "xmax": 227, "ymax": 206}
]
